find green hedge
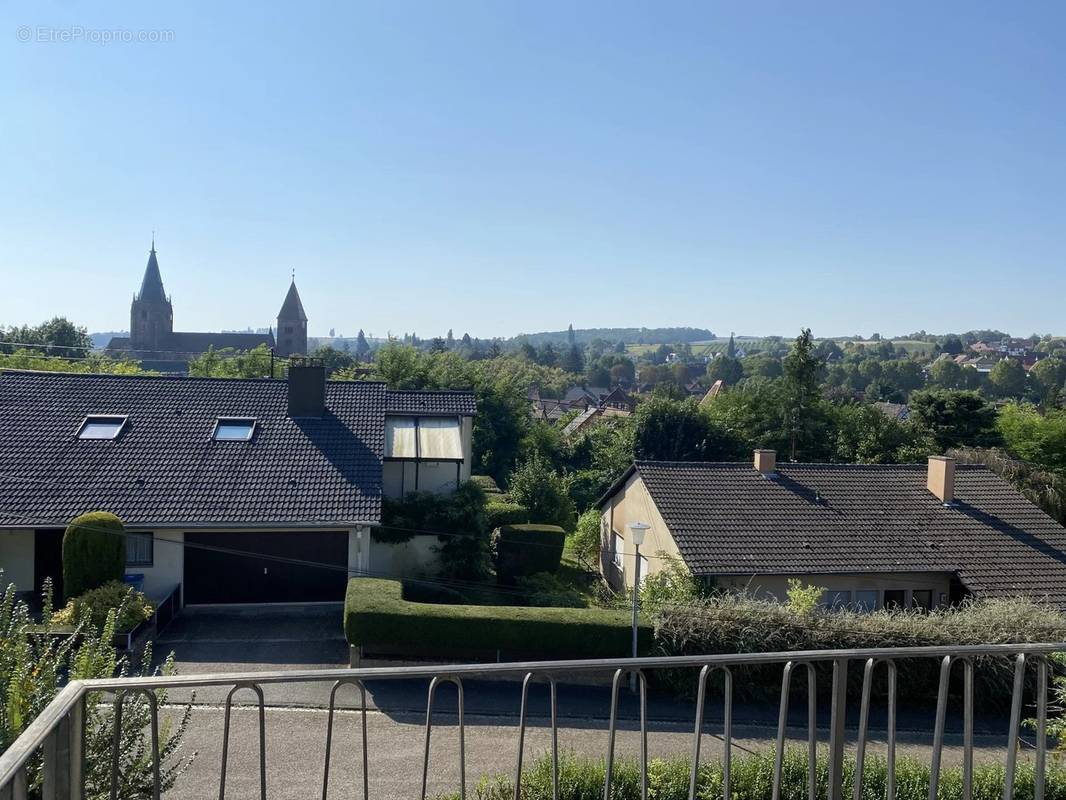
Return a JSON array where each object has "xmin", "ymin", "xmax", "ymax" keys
[
  {"xmin": 62, "ymin": 511, "xmax": 126, "ymax": 600},
  {"xmin": 441, "ymin": 749, "xmax": 1066, "ymax": 800},
  {"xmin": 51, "ymin": 580, "xmax": 153, "ymax": 632},
  {"xmin": 493, "ymin": 523, "xmax": 565, "ymax": 583},
  {"xmin": 345, "ymin": 578, "xmax": 649, "ymax": 659},
  {"xmin": 471, "ymin": 475, "xmax": 503, "ymax": 495},
  {"xmin": 485, "ymin": 500, "xmax": 531, "ymax": 531}
]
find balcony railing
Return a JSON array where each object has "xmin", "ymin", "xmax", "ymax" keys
[{"xmin": 0, "ymin": 642, "xmax": 1059, "ymax": 800}]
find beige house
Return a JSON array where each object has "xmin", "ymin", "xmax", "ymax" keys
[{"xmin": 597, "ymin": 450, "xmax": 1066, "ymax": 611}]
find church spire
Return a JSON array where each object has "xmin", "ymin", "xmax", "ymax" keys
[
  {"xmin": 137, "ymin": 238, "xmax": 167, "ymax": 303},
  {"xmin": 277, "ymin": 276, "xmax": 308, "ymax": 322}
]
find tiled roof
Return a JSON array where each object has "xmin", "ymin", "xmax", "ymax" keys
[
  {"xmin": 385, "ymin": 390, "xmax": 477, "ymax": 416},
  {"xmin": 106, "ymin": 331, "xmax": 276, "ymax": 353},
  {"xmin": 561, "ymin": 407, "xmax": 599, "ymax": 437},
  {"xmin": 0, "ymin": 370, "xmax": 387, "ymax": 528},
  {"xmin": 615, "ymin": 461, "xmax": 1066, "ymax": 607}
]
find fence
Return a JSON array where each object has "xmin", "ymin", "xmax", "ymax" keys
[{"xmin": 0, "ymin": 642, "xmax": 1059, "ymax": 800}]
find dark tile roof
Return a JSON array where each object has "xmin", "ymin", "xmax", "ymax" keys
[
  {"xmin": 106, "ymin": 331, "xmax": 276, "ymax": 354},
  {"xmin": 277, "ymin": 280, "xmax": 308, "ymax": 322},
  {"xmin": 385, "ymin": 390, "xmax": 477, "ymax": 416},
  {"xmin": 610, "ymin": 461, "xmax": 1066, "ymax": 607},
  {"xmin": 0, "ymin": 370, "xmax": 387, "ymax": 528}
]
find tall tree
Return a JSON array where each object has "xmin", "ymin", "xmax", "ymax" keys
[
  {"xmin": 988, "ymin": 358, "xmax": 1028, "ymax": 398},
  {"xmin": 355, "ymin": 329, "xmax": 371, "ymax": 360},
  {"xmin": 781, "ymin": 329, "xmax": 824, "ymax": 460},
  {"xmin": 567, "ymin": 323, "xmax": 576, "ymax": 347},
  {"xmin": 909, "ymin": 389, "xmax": 1000, "ymax": 450}
]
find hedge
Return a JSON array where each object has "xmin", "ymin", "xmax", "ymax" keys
[
  {"xmin": 51, "ymin": 580, "xmax": 153, "ymax": 632},
  {"xmin": 344, "ymin": 578, "xmax": 649, "ymax": 659},
  {"xmin": 485, "ymin": 500, "xmax": 531, "ymax": 532},
  {"xmin": 441, "ymin": 749, "xmax": 1066, "ymax": 800},
  {"xmin": 62, "ymin": 511, "xmax": 126, "ymax": 600},
  {"xmin": 494, "ymin": 523, "xmax": 565, "ymax": 582}
]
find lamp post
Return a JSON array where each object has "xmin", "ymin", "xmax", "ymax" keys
[{"xmin": 628, "ymin": 522, "xmax": 650, "ymax": 692}]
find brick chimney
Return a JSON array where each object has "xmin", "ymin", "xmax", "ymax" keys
[
  {"xmin": 288, "ymin": 359, "xmax": 326, "ymax": 418},
  {"xmin": 927, "ymin": 455, "xmax": 956, "ymax": 505},
  {"xmin": 754, "ymin": 449, "xmax": 777, "ymax": 475}
]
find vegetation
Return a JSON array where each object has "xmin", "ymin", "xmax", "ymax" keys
[
  {"xmin": 0, "ymin": 578, "xmax": 192, "ymax": 796},
  {"xmin": 492, "ymin": 524, "xmax": 566, "ymax": 583},
  {"xmin": 507, "ymin": 454, "xmax": 576, "ymax": 531},
  {"xmin": 444, "ymin": 749, "xmax": 1066, "ymax": 800},
  {"xmin": 52, "ymin": 580, "xmax": 154, "ymax": 633},
  {"xmin": 62, "ymin": 511, "xmax": 126, "ymax": 600},
  {"xmin": 344, "ymin": 578, "xmax": 650, "ymax": 659}
]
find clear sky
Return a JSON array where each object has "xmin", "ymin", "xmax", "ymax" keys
[{"xmin": 1, "ymin": 1, "xmax": 1063, "ymax": 341}]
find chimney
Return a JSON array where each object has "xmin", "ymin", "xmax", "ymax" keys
[
  {"xmin": 927, "ymin": 455, "xmax": 956, "ymax": 505},
  {"xmin": 754, "ymin": 449, "xmax": 776, "ymax": 475},
  {"xmin": 288, "ymin": 359, "xmax": 326, "ymax": 418}
]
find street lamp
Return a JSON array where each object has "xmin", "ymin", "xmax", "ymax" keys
[{"xmin": 628, "ymin": 522, "xmax": 650, "ymax": 691}]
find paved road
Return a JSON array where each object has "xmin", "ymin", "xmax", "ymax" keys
[{"xmin": 151, "ymin": 606, "xmax": 1034, "ymax": 799}]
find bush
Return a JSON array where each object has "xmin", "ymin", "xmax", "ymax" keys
[
  {"xmin": 401, "ymin": 580, "xmax": 467, "ymax": 605},
  {"xmin": 639, "ymin": 558, "xmax": 701, "ymax": 611},
  {"xmin": 493, "ymin": 524, "xmax": 565, "ymax": 583},
  {"xmin": 652, "ymin": 593, "xmax": 1066, "ymax": 704},
  {"xmin": 441, "ymin": 749, "xmax": 1066, "ymax": 800},
  {"xmin": 470, "ymin": 474, "xmax": 503, "ymax": 495},
  {"xmin": 344, "ymin": 578, "xmax": 649, "ymax": 659},
  {"xmin": 52, "ymin": 581, "xmax": 154, "ymax": 633},
  {"xmin": 508, "ymin": 454, "xmax": 576, "ymax": 531},
  {"xmin": 570, "ymin": 509, "xmax": 602, "ymax": 570},
  {"xmin": 514, "ymin": 572, "xmax": 587, "ymax": 608},
  {"xmin": 485, "ymin": 500, "xmax": 531, "ymax": 531},
  {"xmin": 62, "ymin": 511, "xmax": 126, "ymax": 599}
]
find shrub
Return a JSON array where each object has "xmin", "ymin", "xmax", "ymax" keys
[
  {"xmin": 470, "ymin": 474, "xmax": 503, "ymax": 495},
  {"xmin": 570, "ymin": 509, "xmax": 602, "ymax": 570},
  {"xmin": 344, "ymin": 578, "xmax": 649, "ymax": 659},
  {"xmin": 1, "ymin": 575, "xmax": 193, "ymax": 795},
  {"xmin": 514, "ymin": 572, "xmax": 587, "ymax": 608},
  {"xmin": 441, "ymin": 749, "xmax": 1066, "ymax": 800},
  {"xmin": 785, "ymin": 578, "xmax": 825, "ymax": 615},
  {"xmin": 652, "ymin": 593, "xmax": 1066, "ymax": 704},
  {"xmin": 62, "ymin": 511, "xmax": 126, "ymax": 599},
  {"xmin": 485, "ymin": 500, "xmax": 531, "ymax": 531},
  {"xmin": 639, "ymin": 557, "xmax": 701, "ymax": 612},
  {"xmin": 52, "ymin": 580, "xmax": 154, "ymax": 633},
  {"xmin": 508, "ymin": 454, "xmax": 576, "ymax": 531},
  {"xmin": 401, "ymin": 580, "xmax": 467, "ymax": 605},
  {"xmin": 493, "ymin": 524, "xmax": 565, "ymax": 583}
]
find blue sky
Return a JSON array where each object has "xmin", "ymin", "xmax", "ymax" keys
[{"xmin": 1, "ymin": 1, "xmax": 1063, "ymax": 340}]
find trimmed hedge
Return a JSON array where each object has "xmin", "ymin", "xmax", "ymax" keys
[
  {"xmin": 62, "ymin": 511, "xmax": 125, "ymax": 600},
  {"xmin": 485, "ymin": 501, "xmax": 531, "ymax": 532},
  {"xmin": 470, "ymin": 475, "xmax": 503, "ymax": 495},
  {"xmin": 493, "ymin": 523, "xmax": 565, "ymax": 583},
  {"xmin": 345, "ymin": 578, "xmax": 649, "ymax": 659}
]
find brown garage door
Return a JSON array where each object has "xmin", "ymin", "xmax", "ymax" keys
[{"xmin": 183, "ymin": 531, "xmax": 348, "ymax": 604}]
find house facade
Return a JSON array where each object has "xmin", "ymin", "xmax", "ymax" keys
[
  {"xmin": 0, "ymin": 365, "xmax": 474, "ymax": 605},
  {"xmin": 597, "ymin": 450, "xmax": 1066, "ymax": 611}
]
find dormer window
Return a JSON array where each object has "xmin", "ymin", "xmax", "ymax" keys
[
  {"xmin": 385, "ymin": 416, "xmax": 463, "ymax": 460},
  {"xmin": 77, "ymin": 415, "xmax": 128, "ymax": 440},
  {"xmin": 213, "ymin": 418, "xmax": 256, "ymax": 441}
]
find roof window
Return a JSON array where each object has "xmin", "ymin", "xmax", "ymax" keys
[
  {"xmin": 77, "ymin": 415, "xmax": 127, "ymax": 440},
  {"xmin": 213, "ymin": 418, "xmax": 256, "ymax": 441}
]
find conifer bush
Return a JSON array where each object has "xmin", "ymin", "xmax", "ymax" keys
[{"xmin": 62, "ymin": 511, "xmax": 126, "ymax": 599}]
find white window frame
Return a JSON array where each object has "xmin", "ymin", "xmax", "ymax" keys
[
  {"xmin": 126, "ymin": 532, "xmax": 154, "ymax": 567},
  {"xmin": 77, "ymin": 414, "xmax": 128, "ymax": 440},
  {"xmin": 611, "ymin": 532, "xmax": 625, "ymax": 570},
  {"xmin": 212, "ymin": 417, "xmax": 257, "ymax": 441}
]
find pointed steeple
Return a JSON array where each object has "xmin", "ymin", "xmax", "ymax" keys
[
  {"xmin": 137, "ymin": 240, "xmax": 167, "ymax": 303},
  {"xmin": 277, "ymin": 278, "xmax": 308, "ymax": 322}
]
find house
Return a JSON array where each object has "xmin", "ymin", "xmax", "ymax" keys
[
  {"xmin": 0, "ymin": 364, "xmax": 475, "ymax": 605},
  {"xmin": 596, "ymin": 450, "xmax": 1066, "ymax": 610},
  {"xmin": 560, "ymin": 404, "xmax": 632, "ymax": 439},
  {"xmin": 106, "ymin": 241, "xmax": 309, "ymax": 370},
  {"xmin": 872, "ymin": 401, "xmax": 910, "ymax": 421},
  {"xmin": 698, "ymin": 379, "xmax": 726, "ymax": 406}
]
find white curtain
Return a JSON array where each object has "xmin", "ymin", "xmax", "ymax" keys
[
  {"xmin": 416, "ymin": 417, "xmax": 463, "ymax": 459},
  {"xmin": 385, "ymin": 417, "xmax": 417, "ymax": 458}
]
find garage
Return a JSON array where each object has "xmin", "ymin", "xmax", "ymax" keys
[{"xmin": 183, "ymin": 531, "xmax": 349, "ymax": 604}]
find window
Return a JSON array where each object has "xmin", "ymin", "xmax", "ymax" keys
[
  {"xmin": 77, "ymin": 415, "xmax": 127, "ymax": 440},
  {"xmin": 611, "ymin": 532, "xmax": 625, "ymax": 569},
  {"xmin": 883, "ymin": 590, "xmax": 906, "ymax": 610},
  {"xmin": 213, "ymin": 418, "xmax": 256, "ymax": 441},
  {"xmin": 854, "ymin": 590, "xmax": 879, "ymax": 612},
  {"xmin": 126, "ymin": 532, "xmax": 153, "ymax": 566},
  {"xmin": 385, "ymin": 416, "xmax": 463, "ymax": 460},
  {"xmin": 911, "ymin": 590, "xmax": 933, "ymax": 611},
  {"xmin": 826, "ymin": 590, "xmax": 852, "ymax": 610},
  {"xmin": 637, "ymin": 554, "xmax": 650, "ymax": 586}
]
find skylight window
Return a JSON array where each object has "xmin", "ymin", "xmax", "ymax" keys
[
  {"xmin": 77, "ymin": 415, "xmax": 127, "ymax": 440},
  {"xmin": 213, "ymin": 418, "xmax": 256, "ymax": 441}
]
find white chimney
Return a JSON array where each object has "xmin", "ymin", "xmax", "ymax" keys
[
  {"xmin": 927, "ymin": 456, "xmax": 956, "ymax": 505},
  {"xmin": 754, "ymin": 449, "xmax": 777, "ymax": 475}
]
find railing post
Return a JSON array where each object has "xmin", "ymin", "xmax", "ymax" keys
[
  {"xmin": 68, "ymin": 695, "xmax": 85, "ymax": 800},
  {"xmin": 827, "ymin": 658, "xmax": 848, "ymax": 800}
]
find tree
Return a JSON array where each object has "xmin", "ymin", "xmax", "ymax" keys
[
  {"xmin": 309, "ymin": 344, "xmax": 356, "ymax": 372},
  {"xmin": 519, "ymin": 341, "xmax": 537, "ymax": 361},
  {"xmin": 0, "ymin": 316, "xmax": 92, "ymax": 357},
  {"xmin": 996, "ymin": 404, "xmax": 1066, "ymax": 473},
  {"xmin": 586, "ymin": 364, "xmax": 611, "ymax": 387},
  {"xmin": 929, "ymin": 358, "xmax": 966, "ymax": 390},
  {"xmin": 507, "ymin": 454, "xmax": 576, "ymax": 531},
  {"xmin": 355, "ymin": 329, "xmax": 371, "ymax": 360},
  {"xmin": 726, "ymin": 333, "xmax": 737, "ymax": 359},
  {"xmin": 567, "ymin": 323, "xmax": 576, "ymax": 347},
  {"xmin": 706, "ymin": 356, "xmax": 743, "ymax": 385},
  {"xmin": 941, "ymin": 335, "xmax": 964, "ymax": 356},
  {"xmin": 909, "ymin": 389, "xmax": 1000, "ymax": 450},
  {"xmin": 537, "ymin": 343, "xmax": 559, "ymax": 367},
  {"xmin": 1031, "ymin": 358, "xmax": 1066, "ymax": 402},
  {"xmin": 880, "ymin": 360, "xmax": 925, "ymax": 397},
  {"xmin": 446, "ymin": 329, "xmax": 455, "ymax": 349},
  {"xmin": 781, "ymin": 329, "xmax": 825, "ymax": 460},
  {"xmin": 633, "ymin": 397, "xmax": 740, "ymax": 461},
  {"xmin": 988, "ymin": 358, "xmax": 1028, "ymax": 399},
  {"xmin": 744, "ymin": 354, "xmax": 783, "ymax": 380},
  {"xmin": 561, "ymin": 344, "xmax": 584, "ymax": 374},
  {"xmin": 832, "ymin": 404, "xmax": 934, "ymax": 464},
  {"xmin": 430, "ymin": 337, "xmax": 447, "ymax": 353}
]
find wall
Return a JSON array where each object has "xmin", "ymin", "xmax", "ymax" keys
[
  {"xmin": 716, "ymin": 572, "xmax": 953, "ymax": 610},
  {"xmin": 599, "ymin": 473, "xmax": 683, "ymax": 590},
  {"xmin": 366, "ymin": 533, "xmax": 439, "ymax": 578},
  {"xmin": 0, "ymin": 529, "xmax": 34, "ymax": 591},
  {"xmin": 125, "ymin": 530, "xmax": 184, "ymax": 600}
]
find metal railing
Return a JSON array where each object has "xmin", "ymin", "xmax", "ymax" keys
[{"xmin": 0, "ymin": 642, "xmax": 1059, "ymax": 800}]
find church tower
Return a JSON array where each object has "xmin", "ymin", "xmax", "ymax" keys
[
  {"xmin": 276, "ymin": 277, "xmax": 308, "ymax": 357},
  {"xmin": 129, "ymin": 239, "xmax": 173, "ymax": 352}
]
